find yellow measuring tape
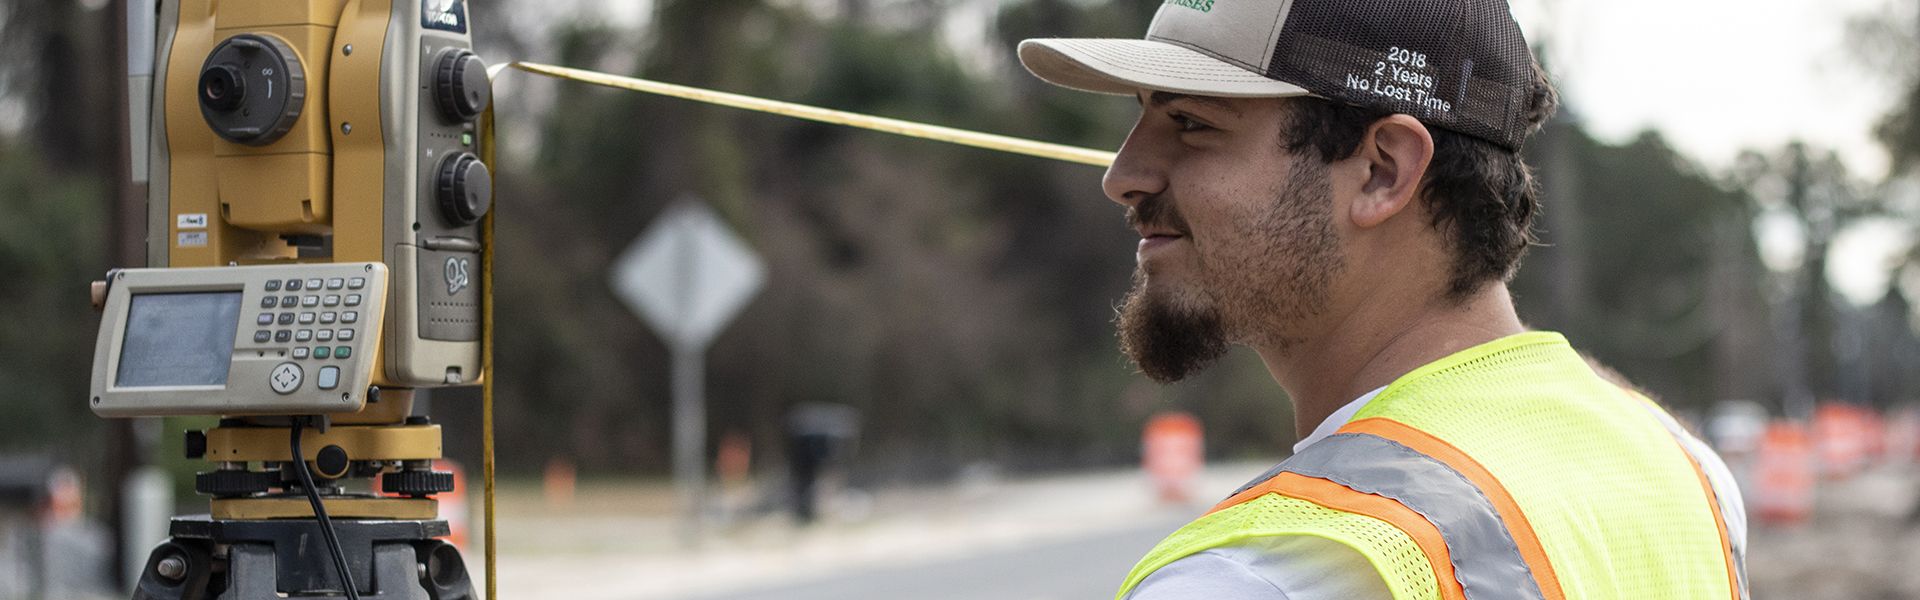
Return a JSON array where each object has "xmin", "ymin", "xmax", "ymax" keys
[
  {"xmin": 494, "ymin": 62, "xmax": 1117, "ymax": 167},
  {"xmin": 477, "ymin": 61, "xmax": 1114, "ymax": 598}
]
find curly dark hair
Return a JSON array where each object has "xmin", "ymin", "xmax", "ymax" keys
[{"xmin": 1280, "ymin": 61, "xmax": 1559, "ymax": 301}]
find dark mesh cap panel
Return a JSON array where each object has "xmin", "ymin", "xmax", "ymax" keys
[{"xmin": 1268, "ymin": 0, "xmax": 1532, "ymax": 150}]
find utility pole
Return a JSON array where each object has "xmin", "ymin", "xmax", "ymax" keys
[{"xmin": 103, "ymin": 0, "xmax": 153, "ymax": 589}]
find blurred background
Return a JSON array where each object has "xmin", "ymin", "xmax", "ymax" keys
[{"xmin": 3, "ymin": 0, "xmax": 1920, "ymax": 598}]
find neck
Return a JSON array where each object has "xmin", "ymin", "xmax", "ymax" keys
[{"xmin": 1255, "ymin": 283, "xmax": 1525, "ymax": 441}]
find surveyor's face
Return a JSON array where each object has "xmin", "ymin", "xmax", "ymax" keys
[{"xmin": 1103, "ymin": 92, "xmax": 1344, "ymax": 382}]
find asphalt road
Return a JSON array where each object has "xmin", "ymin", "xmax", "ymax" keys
[{"xmin": 680, "ymin": 513, "xmax": 1190, "ymax": 600}]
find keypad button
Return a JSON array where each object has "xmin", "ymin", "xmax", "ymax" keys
[
  {"xmin": 269, "ymin": 362, "xmax": 302, "ymax": 394},
  {"xmin": 342, "ymin": 312, "xmax": 359, "ymax": 324},
  {"xmin": 257, "ymin": 313, "xmax": 274, "ymax": 325},
  {"xmin": 317, "ymin": 366, "xmax": 341, "ymax": 390},
  {"xmin": 305, "ymin": 278, "xmax": 323, "ymax": 290},
  {"xmin": 253, "ymin": 330, "xmax": 271, "ymax": 343},
  {"xmin": 274, "ymin": 330, "xmax": 292, "ymax": 343},
  {"xmin": 278, "ymin": 313, "xmax": 296, "ymax": 325},
  {"xmin": 323, "ymin": 295, "xmax": 340, "ymax": 307},
  {"xmin": 338, "ymin": 329, "xmax": 355, "ymax": 341},
  {"xmin": 334, "ymin": 346, "xmax": 352, "ymax": 359},
  {"xmin": 345, "ymin": 294, "xmax": 362, "ymax": 307},
  {"xmin": 298, "ymin": 312, "xmax": 316, "ymax": 325},
  {"xmin": 326, "ymin": 278, "xmax": 345, "ymax": 290},
  {"xmin": 281, "ymin": 295, "xmax": 298, "ymax": 306},
  {"xmin": 264, "ymin": 280, "xmax": 282, "ymax": 292},
  {"xmin": 348, "ymin": 277, "xmax": 366, "ymax": 290},
  {"xmin": 286, "ymin": 279, "xmax": 303, "ymax": 291},
  {"xmin": 261, "ymin": 297, "xmax": 278, "ymax": 308},
  {"xmin": 302, "ymin": 296, "xmax": 319, "ymax": 307},
  {"xmin": 292, "ymin": 347, "xmax": 310, "ymax": 359},
  {"xmin": 295, "ymin": 330, "xmax": 313, "ymax": 342},
  {"xmin": 320, "ymin": 312, "xmax": 337, "ymax": 324},
  {"xmin": 314, "ymin": 346, "xmax": 332, "ymax": 359},
  {"xmin": 316, "ymin": 329, "xmax": 334, "ymax": 342}
]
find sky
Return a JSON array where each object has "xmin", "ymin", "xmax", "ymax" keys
[{"xmin": 1510, "ymin": 0, "xmax": 1915, "ymax": 305}]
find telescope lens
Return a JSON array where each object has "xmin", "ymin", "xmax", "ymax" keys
[{"xmin": 198, "ymin": 65, "xmax": 245, "ymax": 111}]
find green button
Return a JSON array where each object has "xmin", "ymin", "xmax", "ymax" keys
[
  {"xmin": 334, "ymin": 346, "xmax": 352, "ymax": 359},
  {"xmin": 314, "ymin": 346, "xmax": 331, "ymax": 359},
  {"xmin": 461, "ymin": 132, "xmax": 473, "ymax": 146}
]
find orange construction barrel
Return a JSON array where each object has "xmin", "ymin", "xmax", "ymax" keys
[
  {"xmin": 1143, "ymin": 411, "xmax": 1204, "ymax": 503},
  {"xmin": 1753, "ymin": 421, "xmax": 1815, "ymax": 525}
]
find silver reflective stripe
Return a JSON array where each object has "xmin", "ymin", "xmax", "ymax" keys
[
  {"xmin": 1278, "ymin": 433, "xmax": 1547, "ymax": 600},
  {"xmin": 1633, "ymin": 402, "xmax": 1751, "ymax": 600}
]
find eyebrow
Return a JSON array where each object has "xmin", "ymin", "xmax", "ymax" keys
[{"xmin": 1143, "ymin": 91, "xmax": 1242, "ymax": 116}]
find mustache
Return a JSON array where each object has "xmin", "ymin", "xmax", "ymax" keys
[{"xmin": 1125, "ymin": 193, "xmax": 1190, "ymax": 235}]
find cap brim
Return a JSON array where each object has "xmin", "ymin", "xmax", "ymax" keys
[{"xmin": 1018, "ymin": 38, "xmax": 1310, "ymax": 98}]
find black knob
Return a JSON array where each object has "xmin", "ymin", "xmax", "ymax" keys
[
  {"xmin": 315, "ymin": 445, "xmax": 351, "ymax": 479},
  {"xmin": 383, "ymin": 470, "xmax": 456, "ymax": 497},
  {"xmin": 195, "ymin": 469, "xmax": 278, "ymax": 497},
  {"xmin": 433, "ymin": 49, "xmax": 490, "ymax": 122},
  {"xmin": 435, "ymin": 153, "xmax": 491, "ymax": 226}
]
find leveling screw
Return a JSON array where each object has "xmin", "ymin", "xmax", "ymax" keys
[{"xmin": 155, "ymin": 554, "xmax": 188, "ymax": 581}]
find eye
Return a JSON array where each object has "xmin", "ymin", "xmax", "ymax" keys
[{"xmin": 1168, "ymin": 111, "xmax": 1213, "ymax": 133}]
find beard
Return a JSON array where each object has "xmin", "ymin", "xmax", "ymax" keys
[{"xmin": 1116, "ymin": 159, "xmax": 1341, "ymax": 383}]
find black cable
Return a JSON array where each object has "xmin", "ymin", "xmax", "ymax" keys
[{"xmin": 291, "ymin": 416, "xmax": 361, "ymax": 600}]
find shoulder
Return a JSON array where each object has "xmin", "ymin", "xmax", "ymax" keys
[{"xmin": 1126, "ymin": 536, "xmax": 1394, "ymax": 600}]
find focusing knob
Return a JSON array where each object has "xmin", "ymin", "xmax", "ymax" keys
[
  {"xmin": 433, "ymin": 49, "xmax": 491, "ymax": 122},
  {"xmin": 195, "ymin": 470, "xmax": 277, "ymax": 498},
  {"xmin": 435, "ymin": 153, "xmax": 492, "ymax": 226},
  {"xmin": 197, "ymin": 33, "xmax": 305, "ymax": 146},
  {"xmin": 383, "ymin": 470, "xmax": 456, "ymax": 497}
]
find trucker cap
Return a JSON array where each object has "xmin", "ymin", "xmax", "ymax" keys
[{"xmin": 1019, "ymin": 0, "xmax": 1537, "ymax": 150}]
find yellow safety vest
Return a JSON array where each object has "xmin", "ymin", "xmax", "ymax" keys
[{"xmin": 1118, "ymin": 332, "xmax": 1745, "ymax": 600}]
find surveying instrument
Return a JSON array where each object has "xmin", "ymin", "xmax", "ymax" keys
[{"xmin": 90, "ymin": 1, "xmax": 491, "ymax": 597}]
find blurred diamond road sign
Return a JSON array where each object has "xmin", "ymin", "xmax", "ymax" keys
[{"xmin": 612, "ymin": 197, "xmax": 765, "ymax": 352}]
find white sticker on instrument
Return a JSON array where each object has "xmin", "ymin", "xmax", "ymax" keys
[
  {"xmin": 177, "ymin": 213, "xmax": 208, "ymax": 229},
  {"xmin": 177, "ymin": 232, "xmax": 208, "ymax": 247}
]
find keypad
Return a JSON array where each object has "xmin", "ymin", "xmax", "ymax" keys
[{"xmin": 246, "ymin": 276, "xmax": 367, "ymax": 377}]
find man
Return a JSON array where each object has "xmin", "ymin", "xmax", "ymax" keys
[{"xmin": 1017, "ymin": 0, "xmax": 1748, "ymax": 598}]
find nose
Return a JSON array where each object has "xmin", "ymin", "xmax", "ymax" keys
[{"xmin": 1102, "ymin": 118, "xmax": 1168, "ymax": 210}]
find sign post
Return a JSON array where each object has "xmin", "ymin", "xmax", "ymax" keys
[{"xmin": 611, "ymin": 197, "xmax": 765, "ymax": 545}]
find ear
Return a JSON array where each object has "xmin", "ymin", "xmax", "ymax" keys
[{"xmin": 1348, "ymin": 115, "xmax": 1434, "ymax": 229}]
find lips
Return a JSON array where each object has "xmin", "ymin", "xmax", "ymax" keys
[{"xmin": 1137, "ymin": 231, "xmax": 1183, "ymax": 256}]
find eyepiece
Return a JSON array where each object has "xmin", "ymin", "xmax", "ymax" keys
[{"xmin": 198, "ymin": 65, "xmax": 245, "ymax": 111}]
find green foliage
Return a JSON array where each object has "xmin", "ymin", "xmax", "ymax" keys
[{"xmin": 0, "ymin": 142, "xmax": 108, "ymax": 451}]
